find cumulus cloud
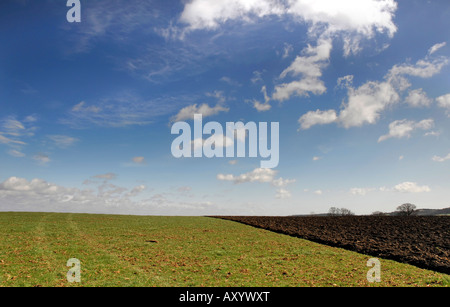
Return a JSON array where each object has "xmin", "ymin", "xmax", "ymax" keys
[
  {"xmin": 436, "ymin": 94, "xmax": 450, "ymax": 116},
  {"xmin": 250, "ymin": 86, "xmax": 272, "ymax": 112},
  {"xmin": 273, "ymin": 38, "xmax": 332, "ymax": 101},
  {"xmin": 171, "ymin": 103, "xmax": 229, "ymax": 122},
  {"xmin": 298, "ymin": 109, "xmax": 337, "ymax": 130},
  {"xmin": 217, "ymin": 167, "xmax": 295, "ymax": 198},
  {"xmin": 0, "ymin": 176, "xmax": 151, "ymax": 214},
  {"xmin": 176, "ymin": 0, "xmax": 398, "ymax": 103},
  {"xmin": 179, "ymin": 0, "xmax": 285, "ymax": 32},
  {"xmin": 339, "ymin": 81, "xmax": 399, "ymax": 128},
  {"xmin": 404, "ymin": 88, "xmax": 433, "ymax": 108},
  {"xmin": 179, "ymin": 0, "xmax": 397, "ymax": 39},
  {"xmin": 389, "ymin": 55, "xmax": 449, "ymax": 79},
  {"xmin": 393, "ymin": 182, "xmax": 431, "ymax": 193},
  {"xmin": 298, "ymin": 44, "xmax": 449, "ymax": 130},
  {"xmin": 378, "ymin": 119, "xmax": 434, "ymax": 142}
]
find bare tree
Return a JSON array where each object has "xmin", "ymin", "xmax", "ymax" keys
[
  {"xmin": 328, "ymin": 207, "xmax": 340, "ymax": 216},
  {"xmin": 328, "ymin": 207, "xmax": 355, "ymax": 216},
  {"xmin": 396, "ymin": 203, "xmax": 416, "ymax": 216},
  {"xmin": 339, "ymin": 208, "xmax": 355, "ymax": 216}
]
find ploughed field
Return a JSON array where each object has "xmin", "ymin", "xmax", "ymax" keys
[{"xmin": 213, "ymin": 216, "xmax": 450, "ymax": 274}]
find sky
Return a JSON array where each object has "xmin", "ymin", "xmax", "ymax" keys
[{"xmin": 0, "ymin": 0, "xmax": 449, "ymax": 216}]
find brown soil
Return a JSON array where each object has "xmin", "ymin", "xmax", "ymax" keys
[{"xmin": 211, "ymin": 216, "xmax": 450, "ymax": 274}]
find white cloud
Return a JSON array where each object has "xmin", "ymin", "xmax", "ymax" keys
[
  {"xmin": 177, "ymin": 0, "xmax": 398, "ymax": 104},
  {"xmin": 0, "ymin": 176, "xmax": 153, "ymax": 214},
  {"xmin": 436, "ymin": 94, "xmax": 450, "ymax": 116},
  {"xmin": 350, "ymin": 187, "xmax": 374, "ymax": 196},
  {"xmin": 389, "ymin": 56, "xmax": 449, "ymax": 79},
  {"xmin": 298, "ymin": 44, "xmax": 449, "ymax": 130},
  {"xmin": 217, "ymin": 168, "xmax": 277, "ymax": 184},
  {"xmin": 378, "ymin": 119, "xmax": 434, "ymax": 142},
  {"xmin": 336, "ymin": 75, "xmax": 354, "ymax": 89},
  {"xmin": 217, "ymin": 168, "xmax": 295, "ymax": 198},
  {"xmin": 313, "ymin": 190, "xmax": 323, "ymax": 195},
  {"xmin": 272, "ymin": 38, "xmax": 332, "ymax": 101},
  {"xmin": 276, "ymin": 188, "xmax": 291, "ymax": 199},
  {"xmin": 298, "ymin": 109, "xmax": 337, "ymax": 130},
  {"xmin": 252, "ymin": 100, "xmax": 272, "ymax": 112},
  {"xmin": 432, "ymin": 153, "xmax": 450, "ymax": 163},
  {"xmin": 339, "ymin": 80, "xmax": 399, "ymax": 128},
  {"xmin": 179, "ymin": 0, "xmax": 285, "ymax": 32},
  {"xmin": 171, "ymin": 103, "xmax": 229, "ymax": 122},
  {"xmin": 251, "ymin": 86, "xmax": 272, "ymax": 112},
  {"xmin": 404, "ymin": 88, "xmax": 432, "ymax": 108},
  {"xmin": 393, "ymin": 182, "xmax": 431, "ymax": 193},
  {"xmin": 179, "ymin": 0, "xmax": 397, "ymax": 39},
  {"xmin": 287, "ymin": 0, "xmax": 397, "ymax": 38},
  {"xmin": 428, "ymin": 42, "xmax": 446, "ymax": 55}
]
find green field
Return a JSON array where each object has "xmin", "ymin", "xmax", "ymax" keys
[{"xmin": 0, "ymin": 212, "xmax": 448, "ymax": 287}]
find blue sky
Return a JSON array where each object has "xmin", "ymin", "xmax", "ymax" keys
[{"xmin": 0, "ymin": 0, "xmax": 449, "ymax": 215}]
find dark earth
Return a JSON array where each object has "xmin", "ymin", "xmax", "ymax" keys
[{"xmin": 212, "ymin": 216, "xmax": 450, "ymax": 275}]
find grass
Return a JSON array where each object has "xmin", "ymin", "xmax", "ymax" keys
[{"xmin": 0, "ymin": 212, "xmax": 448, "ymax": 287}]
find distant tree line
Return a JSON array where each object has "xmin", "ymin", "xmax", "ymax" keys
[
  {"xmin": 328, "ymin": 207, "xmax": 355, "ymax": 216},
  {"xmin": 372, "ymin": 203, "xmax": 417, "ymax": 216},
  {"xmin": 328, "ymin": 203, "xmax": 418, "ymax": 216}
]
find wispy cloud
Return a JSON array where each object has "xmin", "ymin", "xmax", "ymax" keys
[
  {"xmin": 0, "ymin": 115, "xmax": 37, "ymax": 157},
  {"xmin": 61, "ymin": 93, "xmax": 183, "ymax": 128},
  {"xmin": 432, "ymin": 153, "xmax": 450, "ymax": 163},
  {"xmin": 378, "ymin": 119, "xmax": 434, "ymax": 142},
  {"xmin": 217, "ymin": 168, "xmax": 295, "ymax": 199},
  {"xmin": 63, "ymin": 0, "xmax": 159, "ymax": 54},
  {"xmin": 47, "ymin": 135, "xmax": 79, "ymax": 148},
  {"xmin": 33, "ymin": 154, "xmax": 51, "ymax": 166}
]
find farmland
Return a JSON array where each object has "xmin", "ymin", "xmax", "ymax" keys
[
  {"xmin": 215, "ymin": 216, "xmax": 450, "ymax": 275},
  {"xmin": 0, "ymin": 212, "xmax": 448, "ymax": 287}
]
